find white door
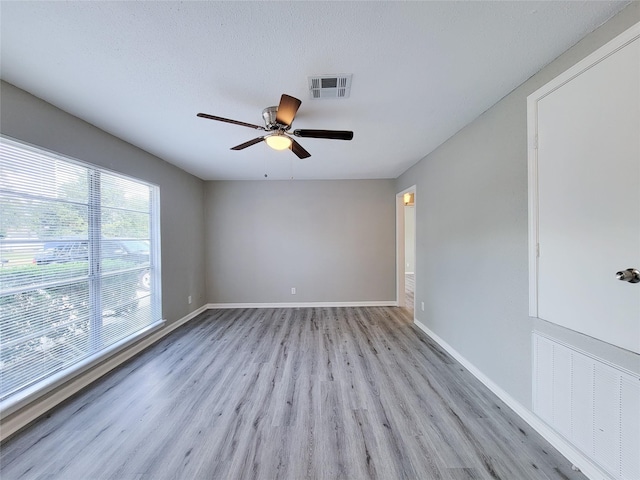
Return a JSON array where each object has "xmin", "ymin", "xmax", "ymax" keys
[{"xmin": 529, "ymin": 26, "xmax": 640, "ymax": 354}]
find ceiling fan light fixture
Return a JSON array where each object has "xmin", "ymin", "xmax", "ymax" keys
[{"xmin": 265, "ymin": 134, "xmax": 292, "ymax": 151}]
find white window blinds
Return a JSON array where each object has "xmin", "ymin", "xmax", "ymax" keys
[{"xmin": 0, "ymin": 137, "xmax": 161, "ymax": 404}]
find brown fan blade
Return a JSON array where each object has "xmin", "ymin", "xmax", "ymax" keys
[
  {"xmin": 197, "ymin": 113, "xmax": 265, "ymax": 130},
  {"xmin": 275, "ymin": 94, "xmax": 302, "ymax": 127},
  {"xmin": 290, "ymin": 139, "xmax": 311, "ymax": 159},
  {"xmin": 293, "ymin": 129, "xmax": 353, "ymax": 140},
  {"xmin": 231, "ymin": 137, "xmax": 265, "ymax": 150}
]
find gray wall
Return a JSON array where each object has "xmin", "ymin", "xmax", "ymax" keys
[
  {"xmin": 0, "ymin": 81, "xmax": 207, "ymax": 324},
  {"xmin": 204, "ymin": 179, "xmax": 396, "ymax": 304},
  {"xmin": 396, "ymin": 4, "xmax": 640, "ymax": 408}
]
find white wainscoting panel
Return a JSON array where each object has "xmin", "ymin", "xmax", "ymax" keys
[
  {"xmin": 533, "ymin": 332, "xmax": 640, "ymax": 480},
  {"xmin": 620, "ymin": 375, "xmax": 640, "ymax": 480}
]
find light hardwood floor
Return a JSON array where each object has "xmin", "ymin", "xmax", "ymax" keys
[{"xmin": 1, "ymin": 307, "xmax": 585, "ymax": 480}]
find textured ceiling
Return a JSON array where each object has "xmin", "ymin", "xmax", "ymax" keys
[{"xmin": 0, "ymin": 1, "xmax": 630, "ymax": 180}]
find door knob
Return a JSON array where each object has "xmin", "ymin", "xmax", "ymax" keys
[{"xmin": 616, "ymin": 268, "xmax": 640, "ymax": 283}]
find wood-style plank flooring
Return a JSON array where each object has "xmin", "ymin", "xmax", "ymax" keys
[{"xmin": 1, "ymin": 307, "xmax": 585, "ymax": 480}]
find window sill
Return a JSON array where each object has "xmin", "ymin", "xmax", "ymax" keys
[{"xmin": 0, "ymin": 319, "xmax": 165, "ymax": 420}]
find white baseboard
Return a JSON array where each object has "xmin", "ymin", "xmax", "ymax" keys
[
  {"xmin": 0, "ymin": 304, "xmax": 208, "ymax": 441},
  {"xmin": 207, "ymin": 301, "xmax": 398, "ymax": 309},
  {"xmin": 413, "ymin": 318, "xmax": 612, "ymax": 480}
]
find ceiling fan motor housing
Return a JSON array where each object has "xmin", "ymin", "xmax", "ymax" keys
[{"xmin": 262, "ymin": 106, "xmax": 285, "ymax": 130}]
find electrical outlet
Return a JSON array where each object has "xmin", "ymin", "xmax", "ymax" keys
[
  {"xmin": 421, "ymin": 301, "xmax": 425, "ymax": 311},
  {"xmin": 291, "ymin": 287, "xmax": 296, "ymax": 295},
  {"xmin": 188, "ymin": 295, "xmax": 192, "ymax": 304}
]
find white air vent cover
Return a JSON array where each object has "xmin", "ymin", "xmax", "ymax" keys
[{"xmin": 308, "ymin": 74, "xmax": 352, "ymax": 99}]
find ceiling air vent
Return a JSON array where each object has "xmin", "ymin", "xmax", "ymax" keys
[{"xmin": 308, "ymin": 74, "xmax": 352, "ymax": 99}]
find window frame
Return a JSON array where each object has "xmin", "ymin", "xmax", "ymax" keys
[{"xmin": 0, "ymin": 135, "xmax": 163, "ymax": 416}]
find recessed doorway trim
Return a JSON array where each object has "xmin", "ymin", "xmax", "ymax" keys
[{"xmin": 396, "ymin": 185, "xmax": 416, "ymax": 309}]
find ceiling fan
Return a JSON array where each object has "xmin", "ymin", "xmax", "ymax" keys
[{"xmin": 197, "ymin": 94, "xmax": 353, "ymax": 159}]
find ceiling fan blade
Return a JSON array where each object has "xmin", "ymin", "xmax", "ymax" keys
[
  {"xmin": 275, "ymin": 94, "xmax": 302, "ymax": 126},
  {"xmin": 292, "ymin": 129, "xmax": 354, "ymax": 141},
  {"xmin": 230, "ymin": 137, "xmax": 265, "ymax": 150},
  {"xmin": 197, "ymin": 113, "xmax": 265, "ymax": 130},
  {"xmin": 290, "ymin": 139, "xmax": 311, "ymax": 159}
]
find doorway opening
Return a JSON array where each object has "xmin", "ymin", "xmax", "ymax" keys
[{"xmin": 396, "ymin": 185, "xmax": 416, "ymax": 314}]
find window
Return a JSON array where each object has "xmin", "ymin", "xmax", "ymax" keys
[{"xmin": 0, "ymin": 136, "xmax": 161, "ymax": 407}]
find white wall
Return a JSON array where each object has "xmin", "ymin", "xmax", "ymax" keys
[
  {"xmin": 204, "ymin": 179, "xmax": 396, "ymax": 304},
  {"xmin": 396, "ymin": 4, "xmax": 640, "ymax": 408}
]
